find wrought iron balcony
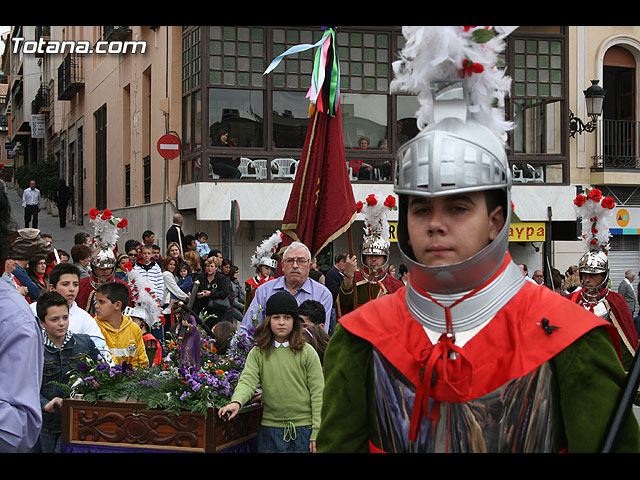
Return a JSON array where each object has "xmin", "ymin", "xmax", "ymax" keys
[
  {"xmin": 57, "ymin": 54, "xmax": 84, "ymax": 100},
  {"xmin": 593, "ymin": 119, "xmax": 640, "ymax": 169},
  {"xmin": 31, "ymin": 84, "xmax": 50, "ymax": 114},
  {"xmin": 103, "ymin": 26, "xmax": 132, "ymax": 42}
]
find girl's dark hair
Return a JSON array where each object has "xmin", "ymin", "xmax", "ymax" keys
[
  {"xmin": 253, "ymin": 314, "xmax": 305, "ymax": 358},
  {"xmin": 213, "ymin": 320, "xmax": 236, "ymax": 355}
]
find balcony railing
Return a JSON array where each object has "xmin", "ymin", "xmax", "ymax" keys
[
  {"xmin": 31, "ymin": 84, "xmax": 50, "ymax": 114},
  {"xmin": 594, "ymin": 119, "xmax": 640, "ymax": 169},
  {"xmin": 57, "ymin": 54, "xmax": 84, "ymax": 100},
  {"xmin": 103, "ymin": 26, "xmax": 132, "ymax": 42}
]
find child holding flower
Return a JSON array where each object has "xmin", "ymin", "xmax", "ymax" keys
[{"xmin": 217, "ymin": 291, "xmax": 324, "ymax": 453}]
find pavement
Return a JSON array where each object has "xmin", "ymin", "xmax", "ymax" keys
[{"xmin": 6, "ymin": 185, "xmax": 90, "ymax": 255}]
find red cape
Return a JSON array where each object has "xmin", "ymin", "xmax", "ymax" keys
[
  {"xmin": 568, "ymin": 289, "xmax": 638, "ymax": 354},
  {"xmin": 76, "ymin": 275, "xmax": 133, "ymax": 312},
  {"xmin": 340, "ymin": 281, "xmax": 617, "ymax": 403}
]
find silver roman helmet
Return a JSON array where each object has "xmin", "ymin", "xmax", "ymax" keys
[
  {"xmin": 393, "ymin": 87, "xmax": 512, "ymax": 294},
  {"xmin": 360, "ymin": 233, "xmax": 390, "ymax": 282},
  {"xmin": 389, "ymin": 27, "xmax": 518, "ymax": 295},
  {"xmin": 259, "ymin": 256, "xmax": 278, "ymax": 270},
  {"xmin": 577, "ymin": 250, "xmax": 609, "ymax": 302}
]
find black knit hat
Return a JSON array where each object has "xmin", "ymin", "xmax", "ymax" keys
[{"xmin": 265, "ymin": 291, "xmax": 301, "ymax": 320}]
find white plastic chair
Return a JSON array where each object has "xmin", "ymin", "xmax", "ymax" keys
[
  {"xmin": 512, "ymin": 164, "xmax": 526, "ymax": 183},
  {"xmin": 528, "ymin": 164, "xmax": 544, "ymax": 183},
  {"xmin": 209, "ymin": 163, "xmax": 220, "ymax": 179},
  {"xmin": 239, "ymin": 157, "xmax": 257, "ymax": 179},
  {"xmin": 272, "ymin": 158, "xmax": 298, "ymax": 179},
  {"xmin": 251, "ymin": 159, "xmax": 269, "ymax": 179}
]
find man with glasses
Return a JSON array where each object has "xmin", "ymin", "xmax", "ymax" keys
[
  {"xmin": 239, "ymin": 241, "xmax": 333, "ymax": 334},
  {"xmin": 533, "ymin": 270, "xmax": 544, "ymax": 285}
]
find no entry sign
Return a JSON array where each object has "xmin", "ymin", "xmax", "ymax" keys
[{"xmin": 157, "ymin": 133, "xmax": 181, "ymax": 159}]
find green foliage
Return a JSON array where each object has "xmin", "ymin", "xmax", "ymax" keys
[{"xmin": 15, "ymin": 157, "xmax": 60, "ymax": 200}]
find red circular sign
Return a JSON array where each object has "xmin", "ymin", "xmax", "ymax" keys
[{"xmin": 157, "ymin": 133, "xmax": 181, "ymax": 159}]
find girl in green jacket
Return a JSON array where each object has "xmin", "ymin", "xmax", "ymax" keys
[{"xmin": 217, "ymin": 291, "xmax": 324, "ymax": 453}]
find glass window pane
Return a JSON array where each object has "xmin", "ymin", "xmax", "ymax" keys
[
  {"xmin": 341, "ymin": 93, "xmax": 387, "ymax": 149},
  {"xmin": 396, "ymin": 95, "xmax": 420, "ymax": 146},
  {"xmin": 512, "ymin": 98, "xmax": 562, "ymax": 155},
  {"xmin": 208, "ymin": 88, "xmax": 264, "ymax": 148},
  {"xmin": 272, "ymin": 91, "xmax": 312, "ymax": 148}
]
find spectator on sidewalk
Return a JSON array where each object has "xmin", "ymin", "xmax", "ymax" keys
[{"xmin": 21, "ymin": 180, "xmax": 41, "ymax": 229}]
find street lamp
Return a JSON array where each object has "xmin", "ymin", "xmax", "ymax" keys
[{"xmin": 569, "ymin": 80, "xmax": 606, "ymax": 137}]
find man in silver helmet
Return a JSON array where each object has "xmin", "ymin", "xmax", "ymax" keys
[
  {"xmin": 76, "ymin": 246, "xmax": 131, "ymax": 314},
  {"xmin": 318, "ymin": 80, "xmax": 639, "ymax": 452},
  {"xmin": 337, "ymin": 232, "xmax": 403, "ymax": 317},
  {"xmin": 568, "ymin": 250, "xmax": 638, "ymax": 372}
]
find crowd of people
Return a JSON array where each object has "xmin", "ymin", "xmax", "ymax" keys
[{"xmin": 3, "ymin": 175, "xmax": 640, "ymax": 454}]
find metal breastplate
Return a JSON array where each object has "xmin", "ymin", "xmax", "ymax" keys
[{"xmin": 372, "ymin": 349, "xmax": 555, "ymax": 453}]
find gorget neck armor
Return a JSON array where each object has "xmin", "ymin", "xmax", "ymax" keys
[{"xmin": 405, "ymin": 254, "xmax": 524, "ymax": 333}]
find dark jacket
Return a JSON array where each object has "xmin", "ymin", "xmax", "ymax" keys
[
  {"xmin": 195, "ymin": 270, "xmax": 231, "ymax": 315},
  {"xmin": 166, "ymin": 224, "xmax": 186, "ymax": 254},
  {"xmin": 325, "ymin": 266, "xmax": 345, "ymax": 303},
  {"xmin": 55, "ymin": 185, "xmax": 71, "ymax": 206},
  {"xmin": 40, "ymin": 333, "xmax": 101, "ymax": 433}
]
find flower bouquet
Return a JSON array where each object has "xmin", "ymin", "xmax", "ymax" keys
[{"xmin": 66, "ymin": 327, "xmax": 256, "ymax": 417}]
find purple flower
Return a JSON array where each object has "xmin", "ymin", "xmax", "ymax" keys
[{"xmin": 96, "ymin": 363, "xmax": 109, "ymax": 372}]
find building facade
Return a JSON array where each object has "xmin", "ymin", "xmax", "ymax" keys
[{"xmin": 3, "ymin": 26, "xmax": 640, "ymax": 287}]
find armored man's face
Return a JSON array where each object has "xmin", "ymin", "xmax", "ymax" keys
[{"xmin": 406, "ymin": 191, "xmax": 505, "ymax": 267}]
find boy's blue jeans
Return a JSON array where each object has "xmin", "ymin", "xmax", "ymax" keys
[
  {"xmin": 256, "ymin": 424, "xmax": 312, "ymax": 453},
  {"xmin": 30, "ymin": 429, "xmax": 61, "ymax": 453}
]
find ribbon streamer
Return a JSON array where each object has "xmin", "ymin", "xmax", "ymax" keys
[{"xmin": 264, "ymin": 27, "xmax": 340, "ymax": 116}]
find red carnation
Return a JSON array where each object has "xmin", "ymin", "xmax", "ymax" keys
[
  {"xmin": 590, "ymin": 239, "xmax": 597, "ymax": 245},
  {"xmin": 89, "ymin": 208, "xmax": 100, "ymax": 220},
  {"xmin": 101, "ymin": 209, "xmax": 113, "ymax": 220},
  {"xmin": 366, "ymin": 194, "xmax": 378, "ymax": 207},
  {"xmin": 591, "ymin": 227, "xmax": 599, "ymax": 234},
  {"xmin": 355, "ymin": 201, "xmax": 364, "ymax": 213},
  {"xmin": 601, "ymin": 196, "xmax": 615, "ymax": 209},
  {"xmin": 123, "ymin": 261, "xmax": 134, "ymax": 272},
  {"xmin": 384, "ymin": 195, "xmax": 396, "ymax": 209},
  {"xmin": 573, "ymin": 195, "xmax": 587, "ymax": 207},
  {"xmin": 117, "ymin": 218, "xmax": 128, "ymax": 229},
  {"xmin": 462, "ymin": 59, "xmax": 484, "ymax": 77},
  {"xmin": 587, "ymin": 188, "xmax": 602, "ymax": 202}
]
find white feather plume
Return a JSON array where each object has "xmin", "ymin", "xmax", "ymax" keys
[
  {"xmin": 126, "ymin": 265, "xmax": 164, "ymax": 329},
  {"xmin": 88, "ymin": 209, "xmax": 127, "ymax": 249},
  {"xmin": 250, "ymin": 230, "xmax": 283, "ymax": 268},
  {"xmin": 573, "ymin": 188, "xmax": 616, "ymax": 253},
  {"xmin": 390, "ymin": 26, "xmax": 517, "ymax": 144},
  {"xmin": 360, "ymin": 194, "xmax": 397, "ymax": 244}
]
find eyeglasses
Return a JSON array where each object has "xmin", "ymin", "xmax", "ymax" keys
[{"xmin": 284, "ymin": 257, "xmax": 309, "ymax": 266}]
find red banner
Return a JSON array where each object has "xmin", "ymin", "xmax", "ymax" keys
[{"xmin": 281, "ymin": 102, "xmax": 356, "ymax": 260}]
